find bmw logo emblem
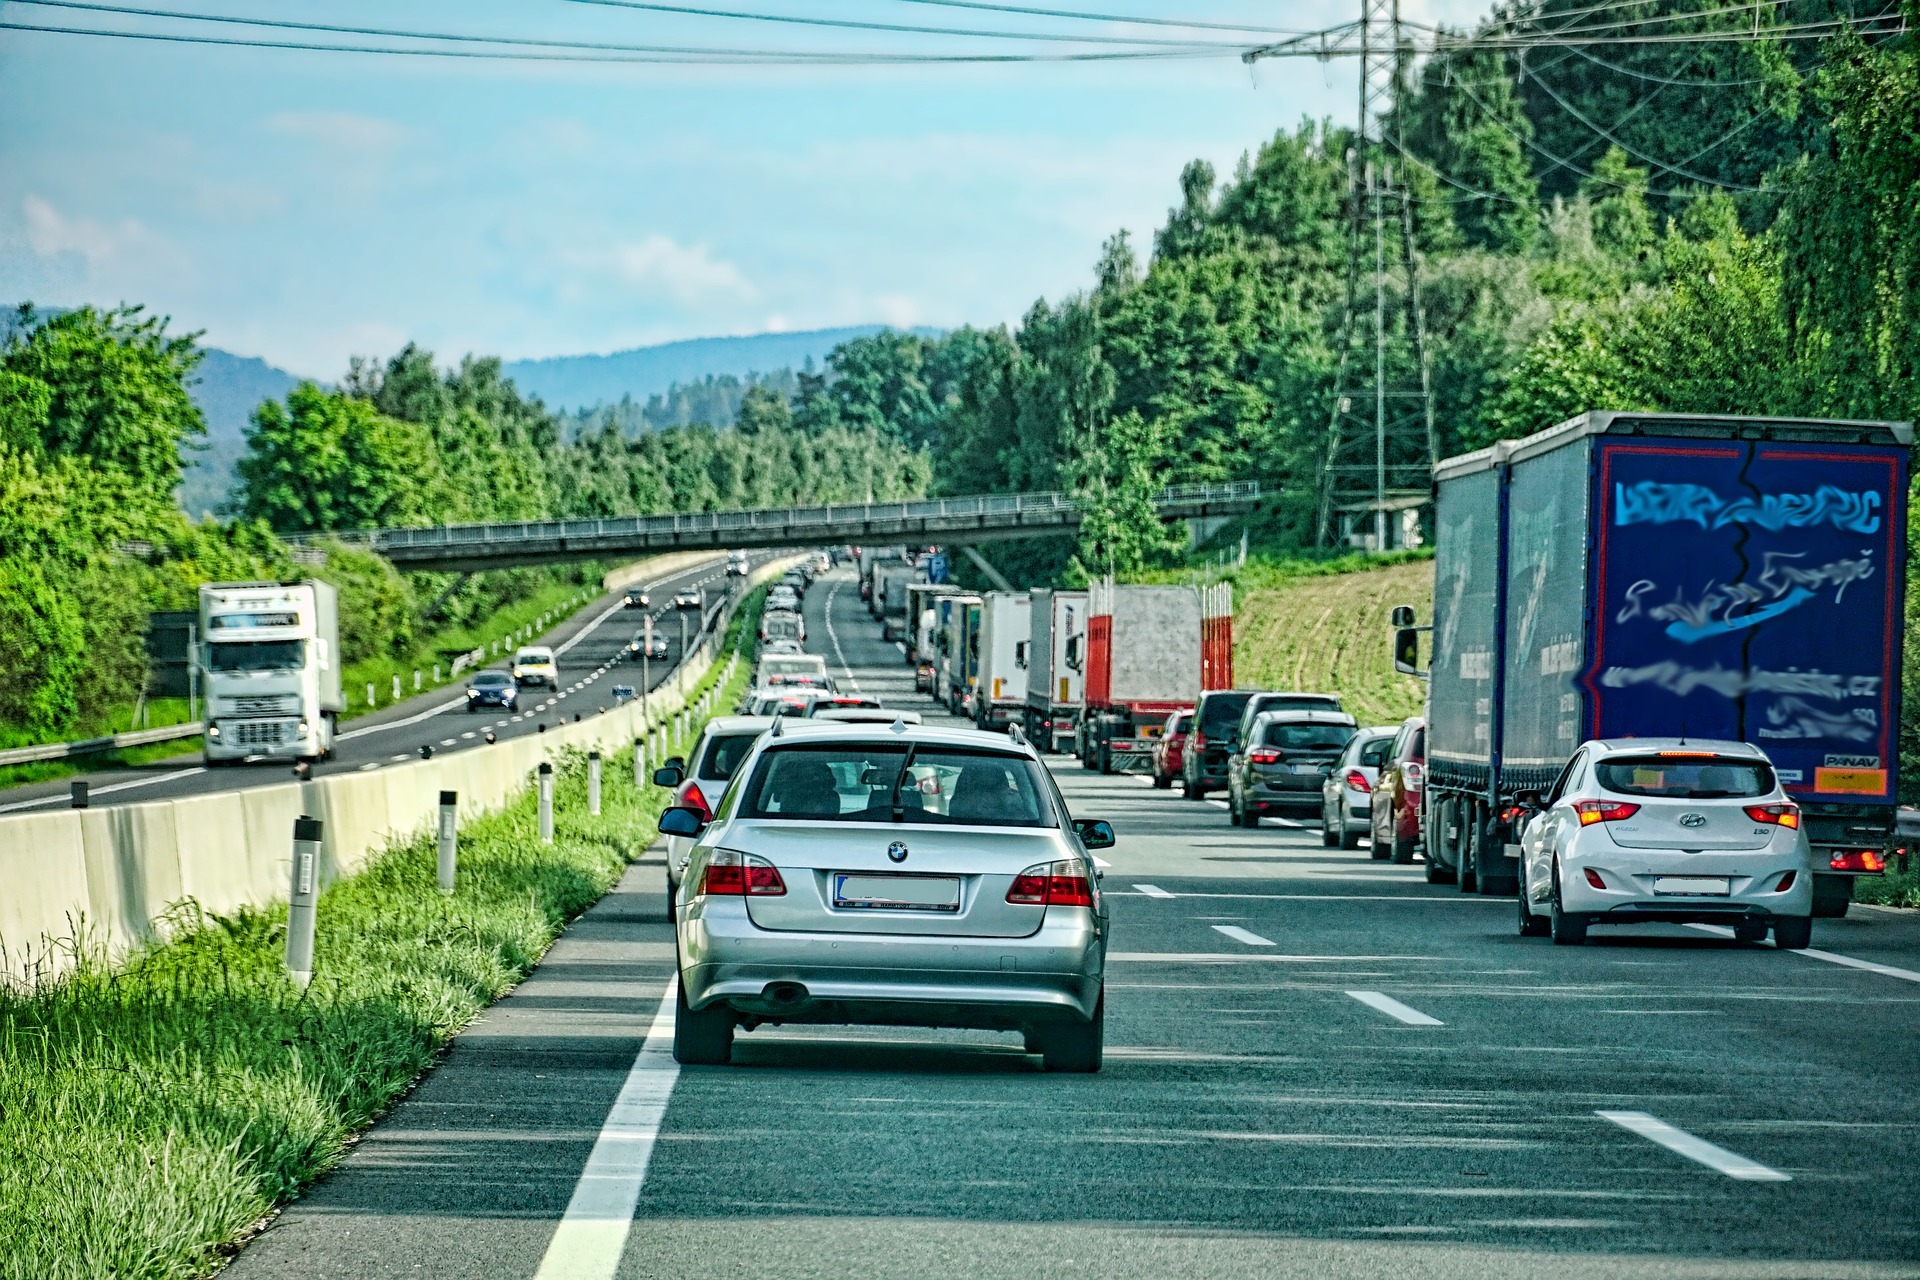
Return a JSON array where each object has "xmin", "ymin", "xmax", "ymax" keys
[{"xmin": 887, "ymin": 840, "xmax": 909, "ymax": 863}]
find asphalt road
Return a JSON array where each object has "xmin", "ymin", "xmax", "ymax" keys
[
  {"xmin": 223, "ymin": 567, "xmax": 1920, "ymax": 1280},
  {"xmin": 0, "ymin": 554, "xmax": 764, "ymax": 815}
]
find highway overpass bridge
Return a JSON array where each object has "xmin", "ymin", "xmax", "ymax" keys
[{"xmin": 302, "ymin": 482, "xmax": 1262, "ymax": 573}]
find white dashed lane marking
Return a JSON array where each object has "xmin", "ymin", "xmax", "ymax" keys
[
  {"xmin": 1345, "ymin": 991, "xmax": 1443, "ymax": 1026},
  {"xmin": 1134, "ymin": 884, "xmax": 1175, "ymax": 899},
  {"xmin": 1212, "ymin": 925, "xmax": 1276, "ymax": 947},
  {"xmin": 1597, "ymin": 1111, "xmax": 1790, "ymax": 1182}
]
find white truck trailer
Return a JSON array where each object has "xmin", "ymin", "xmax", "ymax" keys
[
  {"xmin": 875, "ymin": 563, "xmax": 925, "ymax": 642},
  {"xmin": 973, "ymin": 592, "xmax": 1031, "ymax": 732},
  {"xmin": 1022, "ymin": 588, "xmax": 1087, "ymax": 753},
  {"xmin": 199, "ymin": 580, "xmax": 343, "ymax": 765}
]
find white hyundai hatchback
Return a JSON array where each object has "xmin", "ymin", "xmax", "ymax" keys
[{"xmin": 1517, "ymin": 739, "xmax": 1814, "ymax": 948}]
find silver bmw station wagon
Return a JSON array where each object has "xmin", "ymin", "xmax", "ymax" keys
[{"xmin": 657, "ymin": 720, "xmax": 1113, "ymax": 1071}]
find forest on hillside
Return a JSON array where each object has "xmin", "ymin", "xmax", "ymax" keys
[{"xmin": 799, "ymin": 0, "xmax": 1917, "ymax": 588}]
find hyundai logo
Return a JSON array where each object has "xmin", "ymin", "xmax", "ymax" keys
[
  {"xmin": 1678, "ymin": 813, "xmax": 1708, "ymax": 828},
  {"xmin": 887, "ymin": 840, "xmax": 909, "ymax": 863}
]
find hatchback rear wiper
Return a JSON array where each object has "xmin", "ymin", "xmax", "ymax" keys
[{"xmin": 888, "ymin": 746, "xmax": 918, "ymax": 823}]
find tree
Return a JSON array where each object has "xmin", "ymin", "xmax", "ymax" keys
[
  {"xmin": 235, "ymin": 384, "xmax": 438, "ymax": 532},
  {"xmin": 1400, "ymin": 44, "xmax": 1541, "ymax": 251},
  {"xmin": 2, "ymin": 304, "xmax": 206, "ymax": 493}
]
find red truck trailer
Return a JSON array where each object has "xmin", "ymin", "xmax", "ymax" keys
[{"xmin": 1079, "ymin": 580, "xmax": 1231, "ymax": 774}]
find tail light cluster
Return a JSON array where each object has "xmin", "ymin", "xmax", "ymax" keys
[
  {"xmin": 1401, "ymin": 761, "xmax": 1425, "ymax": 789},
  {"xmin": 698, "ymin": 849, "xmax": 786, "ymax": 897},
  {"xmin": 1006, "ymin": 859, "xmax": 1097, "ymax": 908},
  {"xmin": 1829, "ymin": 849, "xmax": 1886, "ymax": 873},
  {"xmin": 1345, "ymin": 770, "xmax": 1371, "ymax": 793},
  {"xmin": 1743, "ymin": 803, "xmax": 1800, "ymax": 829},
  {"xmin": 1248, "ymin": 749, "xmax": 1283, "ymax": 765},
  {"xmin": 1576, "ymin": 800, "xmax": 1641, "ymax": 825},
  {"xmin": 677, "ymin": 780, "xmax": 713, "ymax": 822}
]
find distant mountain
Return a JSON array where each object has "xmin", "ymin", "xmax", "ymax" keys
[
  {"xmin": 502, "ymin": 325, "xmax": 941, "ymax": 412},
  {"xmin": 180, "ymin": 348, "xmax": 307, "ymax": 517}
]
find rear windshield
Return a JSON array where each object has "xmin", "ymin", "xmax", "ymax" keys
[
  {"xmin": 1261, "ymin": 722, "xmax": 1356, "ymax": 752},
  {"xmin": 1250, "ymin": 693, "xmax": 1341, "ymax": 719},
  {"xmin": 698, "ymin": 732, "xmax": 761, "ymax": 782},
  {"xmin": 1596, "ymin": 756, "xmax": 1774, "ymax": 799},
  {"xmin": 1169, "ymin": 712, "xmax": 1193, "ymax": 734},
  {"xmin": 1199, "ymin": 692, "xmax": 1253, "ymax": 738},
  {"xmin": 740, "ymin": 744, "xmax": 1056, "ymax": 827}
]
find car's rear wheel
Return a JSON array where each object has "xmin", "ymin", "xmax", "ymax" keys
[
  {"xmin": 1153, "ymin": 770, "xmax": 1172, "ymax": 790},
  {"xmin": 1243, "ymin": 806, "xmax": 1261, "ymax": 828},
  {"xmin": 1033, "ymin": 997, "xmax": 1103, "ymax": 1073},
  {"xmin": 1389, "ymin": 832, "xmax": 1415, "ymax": 865},
  {"xmin": 672, "ymin": 979, "xmax": 734, "ymax": 1065},
  {"xmin": 1321, "ymin": 803, "xmax": 1339, "ymax": 847},
  {"xmin": 1182, "ymin": 778, "xmax": 1200, "ymax": 800},
  {"xmin": 1733, "ymin": 919, "xmax": 1768, "ymax": 944},
  {"xmin": 1338, "ymin": 821, "xmax": 1362, "ymax": 851},
  {"xmin": 1773, "ymin": 915, "xmax": 1813, "ymax": 950},
  {"xmin": 1550, "ymin": 870, "xmax": 1587, "ymax": 946}
]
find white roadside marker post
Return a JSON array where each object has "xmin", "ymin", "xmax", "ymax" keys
[
  {"xmin": 437, "ymin": 790, "xmax": 458, "ymax": 895},
  {"xmin": 634, "ymin": 737, "xmax": 646, "ymax": 786},
  {"xmin": 286, "ymin": 815, "xmax": 322, "ymax": 989},
  {"xmin": 589, "ymin": 751, "xmax": 602, "ymax": 817},
  {"xmin": 538, "ymin": 763, "xmax": 555, "ymax": 844}
]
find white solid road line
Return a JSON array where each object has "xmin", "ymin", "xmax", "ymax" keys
[
  {"xmin": 0, "ymin": 765, "xmax": 208, "ymax": 814},
  {"xmin": 1134, "ymin": 883, "xmax": 1175, "ymax": 899},
  {"xmin": 1596, "ymin": 1110, "xmax": 1790, "ymax": 1182},
  {"xmin": 822, "ymin": 578, "xmax": 862, "ymax": 693},
  {"xmin": 335, "ymin": 692, "xmax": 469, "ymax": 742},
  {"xmin": 1345, "ymin": 990, "xmax": 1444, "ymax": 1026},
  {"xmin": 1107, "ymin": 951, "xmax": 1431, "ymax": 963},
  {"xmin": 533, "ymin": 978, "xmax": 682, "ymax": 1280},
  {"xmin": 1686, "ymin": 923, "xmax": 1920, "ymax": 984},
  {"xmin": 1212, "ymin": 924, "xmax": 1276, "ymax": 947}
]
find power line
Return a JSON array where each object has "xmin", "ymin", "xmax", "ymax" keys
[
  {"xmin": 1561, "ymin": 41, "xmax": 1770, "ymax": 83},
  {"xmin": 0, "ymin": 17, "xmax": 1219, "ymax": 62},
  {"xmin": 554, "ymin": 0, "xmax": 1260, "ymax": 48},
  {"xmin": 883, "ymin": 0, "xmax": 1317, "ymax": 36}
]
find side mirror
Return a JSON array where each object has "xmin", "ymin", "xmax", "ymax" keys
[
  {"xmin": 1392, "ymin": 627, "xmax": 1423, "ymax": 677},
  {"xmin": 1390, "ymin": 604, "xmax": 1417, "ymax": 628},
  {"xmin": 657, "ymin": 806, "xmax": 704, "ymax": 837},
  {"xmin": 1514, "ymin": 790, "xmax": 1543, "ymax": 810},
  {"xmin": 652, "ymin": 764, "xmax": 685, "ymax": 787},
  {"xmin": 1074, "ymin": 818, "xmax": 1116, "ymax": 850}
]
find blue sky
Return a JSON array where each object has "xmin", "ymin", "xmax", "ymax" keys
[{"xmin": 0, "ymin": 0, "xmax": 1484, "ymax": 378}]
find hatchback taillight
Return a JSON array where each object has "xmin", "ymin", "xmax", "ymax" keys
[
  {"xmin": 698, "ymin": 849, "xmax": 786, "ymax": 896},
  {"xmin": 1345, "ymin": 770, "xmax": 1371, "ymax": 793},
  {"xmin": 1743, "ymin": 802, "xmax": 1800, "ymax": 829},
  {"xmin": 1248, "ymin": 749, "xmax": 1282, "ymax": 765},
  {"xmin": 1007, "ymin": 859, "xmax": 1096, "ymax": 908},
  {"xmin": 1402, "ymin": 761, "xmax": 1424, "ymax": 789},
  {"xmin": 1576, "ymin": 800, "xmax": 1641, "ymax": 825}
]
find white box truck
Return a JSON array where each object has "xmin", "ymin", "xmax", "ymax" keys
[
  {"xmin": 199, "ymin": 579, "xmax": 343, "ymax": 765},
  {"xmin": 973, "ymin": 592, "xmax": 1031, "ymax": 732},
  {"xmin": 1023, "ymin": 589, "xmax": 1086, "ymax": 753},
  {"xmin": 876, "ymin": 563, "xmax": 925, "ymax": 642}
]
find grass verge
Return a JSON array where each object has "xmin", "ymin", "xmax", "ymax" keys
[
  {"xmin": 1854, "ymin": 860, "xmax": 1920, "ymax": 909},
  {"xmin": 0, "ymin": 623, "xmax": 757, "ymax": 1280}
]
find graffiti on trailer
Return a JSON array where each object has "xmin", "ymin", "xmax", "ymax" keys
[
  {"xmin": 1758, "ymin": 696, "xmax": 1879, "ymax": 743},
  {"xmin": 1614, "ymin": 482, "xmax": 1882, "ymax": 533},
  {"xmin": 1615, "ymin": 550, "xmax": 1876, "ymax": 643},
  {"xmin": 1598, "ymin": 661, "xmax": 1882, "ymax": 702}
]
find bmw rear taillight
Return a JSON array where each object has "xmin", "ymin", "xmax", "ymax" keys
[
  {"xmin": 679, "ymin": 781, "xmax": 712, "ymax": 821},
  {"xmin": 1743, "ymin": 803, "xmax": 1800, "ymax": 829},
  {"xmin": 1829, "ymin": 849, "xmax": 1885, "ymax": 872},
  {"xmin": 1007, "ymin": 859, "xmax": 1096, "ymax": 908},
  {"xmin": 1345, "ymin": 770, "xmax": 1371, "ymax": 793},
  {"xmin": 1576, "ymin": 800, "xmax": 1641, "ymax": 825},
  {"xmin": 698, "ymin": 849, "xmax": 786, "ymax": 897},
  {"xmin": 1248, "ymin": 749, "xmax": 1282, "ymax": 765}
]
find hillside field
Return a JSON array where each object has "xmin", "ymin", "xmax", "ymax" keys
[{"xmin": 1232, "ymin": 558, "xmax": 1433, "ymax": 729}]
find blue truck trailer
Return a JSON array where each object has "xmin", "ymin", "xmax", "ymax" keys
[{"xmin": 1403, "ymin": 412, "xmax": 1911, "ymax": 915}]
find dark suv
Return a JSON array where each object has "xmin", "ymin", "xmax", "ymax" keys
[
  {"xmin": 1227, "ymin": 710, "xmax": 1358, "ymax": 827},
  {"xmin": 1232, "ymin": 693, "xmax": 1343, "ymax": 755},
  {"xmin": 1181, "ymin": 690, "xmax": 1257, "ymax": 800}
]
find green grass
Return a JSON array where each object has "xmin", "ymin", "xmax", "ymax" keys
[
  {"xmin": 1854, "ymin": 859, "xmax": 1920, "ymax": 909},
  {"xmin": 0, "ymin": 606, "xmax": 760, "ymax": 1280}
]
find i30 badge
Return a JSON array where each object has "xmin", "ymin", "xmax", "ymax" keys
[
  {"xmin": 1678, "ymin": 813, "xmax": 1708, "ymax": 828},
  {"xmin": 887, "ymin": 840, "xmax": 910, "ymax": 863}
]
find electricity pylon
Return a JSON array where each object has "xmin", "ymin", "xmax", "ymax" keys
[{"xmin": 1312, "ymin": 0, "xmax": 1436, "ymax": 551}]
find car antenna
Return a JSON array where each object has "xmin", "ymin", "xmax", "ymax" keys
[
  {"xmin": 890, "ymin": 713, "xmax": 909, "ymax": 734},
  {"xmin": 770, "ymin": 715, "xmax": 784, "ymax": 737}
]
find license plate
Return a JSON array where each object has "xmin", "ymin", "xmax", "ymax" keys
[
  {"xmin": 834, "ymin": 873, "xmax": 961, "ymax": 912},
  {"xmin": 1291, "ymin": 763, "xmax": 1327, "ymax": 775},
  {"xmin": 1652, "ymin": 876, "xmax": 1731, "ymax": 896}
]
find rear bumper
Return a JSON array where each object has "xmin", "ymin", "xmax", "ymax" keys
[
  {"xmin": 681, "ymin": 900, "xmax": 1104, "ymax": 1027},
  {"xmin": 1554, "ymin": 848, "xmax": 1813, "ymax": 919}
]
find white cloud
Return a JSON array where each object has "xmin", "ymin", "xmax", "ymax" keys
[
  {"xmin": 264, "ymin": 111, "xmax": 412, "ymax": 154},
  {"xmin": 872, "ymin": 294, "xmax": 921, "ymax": 329},
  {"xmin": 23, "ymin": 194, "xmax": 152, "ymax": 265},
  {"xmin": 604, "ymin": 234, "xmax": 754, "ymax": 305}
]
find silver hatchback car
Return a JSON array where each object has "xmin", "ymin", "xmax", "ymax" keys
[
  {"xmin": 1516, "ymin": 738, "xmax": 1814, "ymax": 948},
  {"xmin": 657, "ymin": 721, "xmax": 1112, "ymax": 1071}
]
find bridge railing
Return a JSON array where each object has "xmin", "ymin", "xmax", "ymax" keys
[{"xmin": 291, "ymin": 481, "xmax": 1260, "ymax": 556}]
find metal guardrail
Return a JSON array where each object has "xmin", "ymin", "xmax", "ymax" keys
[
  {"xmin": 0, "ymin": 721, "xmax": 202, "ymax": 769},
  {"xmin": 286, "ymin": 482, "xmax": 1263, "ymax": 572}
]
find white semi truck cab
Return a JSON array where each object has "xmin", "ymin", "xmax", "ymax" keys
[{"xmin": 199, "ymin": 580, "xmax": 343, "ymax": 765}]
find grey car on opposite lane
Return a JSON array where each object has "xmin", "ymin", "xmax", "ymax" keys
[{"xmin": 658, "ymin": 722, "xmax": 1112, "ymax": 1072}]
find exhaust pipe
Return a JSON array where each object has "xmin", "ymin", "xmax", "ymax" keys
[{"xmin": 762, "ymin": 981, "xmax": 810, "ymax": 1007}]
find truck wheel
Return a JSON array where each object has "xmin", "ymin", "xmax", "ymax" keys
[
  {"xmin": 1773, "ymin": 915, "xmax": 1813, "ymax": 950},
  {"xmin": 1810, "ymin": 873, "xmax": 1854, "ymax": 919},
  {"xmin": 1550, "ymin": 871, "xmax": 1587, "ymax": 946},
  {"xmin": 1425, "ymin": 857, "xmax": 1455, "ymax": 885},
  {"xmin": 672, "ymin": 980, "xmax": 734, "ymax": 1066},
  {"xmin": 1457, "ymin": 841, "xmax": 1478, "ymax": 893},
  {"xmin": 1517, "ymin": 886, "xmax": 1551, "ymax": 937},
  {"xmin": 1097, "ymin": 746, "xmax": 1113, "ymax": 775}
]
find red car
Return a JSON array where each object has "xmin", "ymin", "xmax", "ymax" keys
[
  {"xmin": 1369, "ymin": 716, "xmax": 1425, "ymax": 863},
  {"xmin": 1151, "ymin": 710, "xmax": 1193, "ymax": 790}
]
